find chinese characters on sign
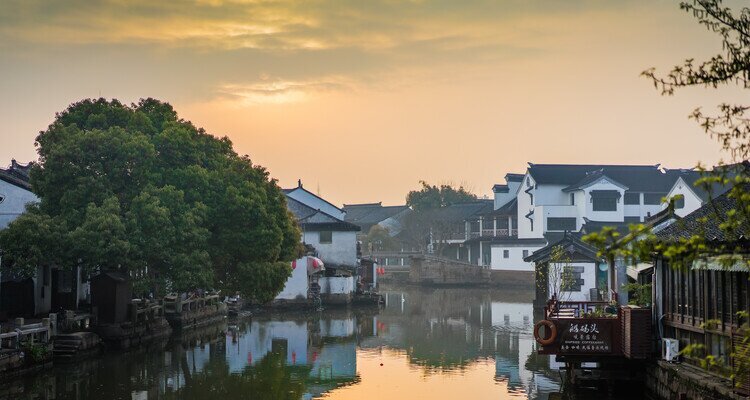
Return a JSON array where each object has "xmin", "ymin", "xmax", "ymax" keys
[{"xmin": 559, "ymin": 321, "xmax": 612, "ymax": 354}]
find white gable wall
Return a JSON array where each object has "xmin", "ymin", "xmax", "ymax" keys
[
  {"xmin": 0, "ymin": 180, "xmax": 38, "ymax": 229},
  {"xmin": 663, "ymin": 177, "xmax": 704, "ymax": 217}
]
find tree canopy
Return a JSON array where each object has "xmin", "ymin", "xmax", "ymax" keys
[
  {"xmin": 0, "ymin": 98, "xmax": 301, "ymax": 302},
  {"xmin": 405, "ymin": 181, "xmax": 476, "ymax": 211}
]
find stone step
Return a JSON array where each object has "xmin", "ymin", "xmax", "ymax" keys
[{"xmin": 54, "ymin": 345, "xmax": 80, "ymax": 351}]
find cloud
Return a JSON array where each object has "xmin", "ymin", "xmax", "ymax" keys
[
  {"xmin": 0, "ymin": 0, "xmax": 655, "ymax": 106},
  {"xmin": 0, "ymin": 0, "xmax": 636, "ymax": 52},
  {"xmin": 217, "ymin": 76, "xmax": 352, "ymax": 105}
]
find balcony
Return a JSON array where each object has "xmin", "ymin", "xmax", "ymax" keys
[{"xmin": 467, "ymin": 228, "xmax": 519, "ymax": 239}]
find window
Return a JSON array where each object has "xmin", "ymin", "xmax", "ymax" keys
[
  {"xmin": 523, "ymin": 249, "xmax": 529, "ymax": 258},
  {"xmin": 530, "ymin": 220, "xmax": 534, "ymax": 231},
  {"xmin": 547, "ymin": 217, "xmax": 576, "ymax": 231},
  {"xmin": 570, "ymin": 193, "xmax": 575, "ymax": 205},
  {"xmin": 624, "ymin": 192, "xmax": 640, "ymax": 205},
  {"xmin": 591, "ymin": 190, "xmax": 620, "ymax": 211},
  {"xmin": 503, "ymin": 250, "xmax": 509, "ymax": 259},
  {"xmin": 672, "ymin": 196, "xmax": 685, "ymax": 209},
  {"xmin": 624, "ymin": 216, "xmax": 641, "ymax": 223},
  {"xmin": 319, "ymin": 231, "xmax": 333, "ymax": 244},
  {"xmin": 561, "ymin": 266, "xmax": 585, "ymax": 292},
  {"xmin": 592, "ymin": 197, "xmax": 617, "ymax": 211},
  {"xmin": 643, "ymin": 193, "xmax": 666, "ymax": 205}
]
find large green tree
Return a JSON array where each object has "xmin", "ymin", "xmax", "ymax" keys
[
  {"xmin": 405, "ymin": 181, "xmax": 477, "ymax": 211},
  {"xmin": 0, "ymin": 98, "xmax": 300, "ymax": 302}
]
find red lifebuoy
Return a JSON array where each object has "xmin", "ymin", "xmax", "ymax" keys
[{"xmin": 533, "ymin": 320, "xmax": 557, "ymax": 346}]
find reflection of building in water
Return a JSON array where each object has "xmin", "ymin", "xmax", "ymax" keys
[
  {"xmin": 489, "ymin": 301, "xmax": 559, "ymax": 399},
  {"xmin": 375, "ymin": 289, "xmax": 560, "ymax": 400},
  {"xmin": 224, "ymin": 314, "xmax": 367, "ymax": 398}
]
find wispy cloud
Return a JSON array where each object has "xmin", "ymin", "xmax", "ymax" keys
[{"xmin": 218, "ymin": 76, "xmax": 352, "ymax": 105}]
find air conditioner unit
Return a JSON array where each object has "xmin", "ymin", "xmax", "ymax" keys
[{"xmin": 662, "ymin": 338, "xmax": 680, "ymax": 362}]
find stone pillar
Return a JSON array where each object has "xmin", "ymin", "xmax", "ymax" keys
[
  {"xmin": 508, "ymin": 216, "xmax": 513, "ymax": 235},
  {"xmin": 479, "ymin": 241, "xmax": 483, "ymax": 266},
  {"xmin": 616, "ymin": 258, "xmax": 629, "ymax": 306}
]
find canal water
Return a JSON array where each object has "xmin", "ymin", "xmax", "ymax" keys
[{"xmin": 1, "ymin": 285, "xmax": 563, "ymax": 399}]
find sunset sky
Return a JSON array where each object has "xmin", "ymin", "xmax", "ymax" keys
[{"xmin": 1, "ymin": 1, "xmax": 745, "ymax": 205}]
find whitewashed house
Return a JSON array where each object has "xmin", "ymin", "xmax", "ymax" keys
[
  {"xmin": 282, "ymin": 181, "xmax": 360, "ymax": 304},
  {"xmin": 510, "ymin": 163, "xmax": 690, "ymax": 302}
]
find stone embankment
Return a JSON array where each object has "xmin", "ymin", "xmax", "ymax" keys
[{"xmin": 645, "ymin": 360, "xmax": 745, "ymax": 400}]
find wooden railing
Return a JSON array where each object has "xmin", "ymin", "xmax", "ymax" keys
[{"xmin": 545, "ymin": 299, "xmax": 614, "ymax": 319}]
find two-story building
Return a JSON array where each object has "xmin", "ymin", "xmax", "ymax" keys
[
  {"xmin": 284, "ymin": 181, "xmax": 360, "ymax": 269},
  {"xmin": 281, "ymin": 181, "xmax": 361, "ymax": 304},
  {"xmin": 483, "ymin": 164, "xmax": 689, "ymax": 297}
]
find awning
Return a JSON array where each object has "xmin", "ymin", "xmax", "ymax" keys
[{"xmin": 590, "ymin": 190, "xmax": 621, "ymax": 200}]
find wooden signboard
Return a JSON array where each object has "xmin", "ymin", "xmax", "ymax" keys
[{"xmin": 557, "ymin": 319, "xmax": 617, "ymax": 355}]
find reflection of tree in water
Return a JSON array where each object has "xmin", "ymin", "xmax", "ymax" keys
[
  {"xmin": 382, "ymin": 288, "xmax": 494, "ymax": 370},
  {"xmin": 165, "ymin": 349, "xmax": 310, "ymax": 400}
]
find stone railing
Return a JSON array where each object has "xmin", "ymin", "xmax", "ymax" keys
[{"xmin": 0, "ymin": 317, "xmax": 53, "ymax": 350}]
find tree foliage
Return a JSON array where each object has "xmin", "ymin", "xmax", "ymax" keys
[
  {"xmin": 0, "ymin": 98, "xmax": 301, "ymax": 301},
  {"xmin": 361, "ymin": 225, "xmax": 400, "ymax": 254},
  {"xmin": 401, "ymin": 182, "xmax": 478, "ymax": 255},
  {"xmin": 405, "ymin": 181, "xmax": 476, "ymax": 211}
]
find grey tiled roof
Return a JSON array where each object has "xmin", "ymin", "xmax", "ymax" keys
[
  {"xmin": 285, "ymin": 194, "xmax": 361, "ymax": 232},
  {"xmin": 655, "ymin": 187, "xmax": 749, "ymax": 242},
  {"xmin": 524, "ymin": 232, "xmax": 598, "ymax": 263},
  {"xmin": 427, "ymin": 200, "xmax": 493, "ymax": 222},
  {"xmin": 285, "ymin": 196, "xmax": 318, "ymax": 220},
  {"xmin": 0, "ymin": 160, "xmax": 33, "ymax": 190},
  {"xmin": 527, "ymin": 163, "xmax": 684, "ymax": 193},
  {"xmin": 486, "ymin": 197, "xmax": 517, "ymax": 216},
  {"xmin": 342, "ymin": 203, "xmax": 410, "ymax": 232}
]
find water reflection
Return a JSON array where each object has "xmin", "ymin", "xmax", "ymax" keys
[{"xmin": 0, "ymin": 285, "xmax": 561, "ymax": 400}]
